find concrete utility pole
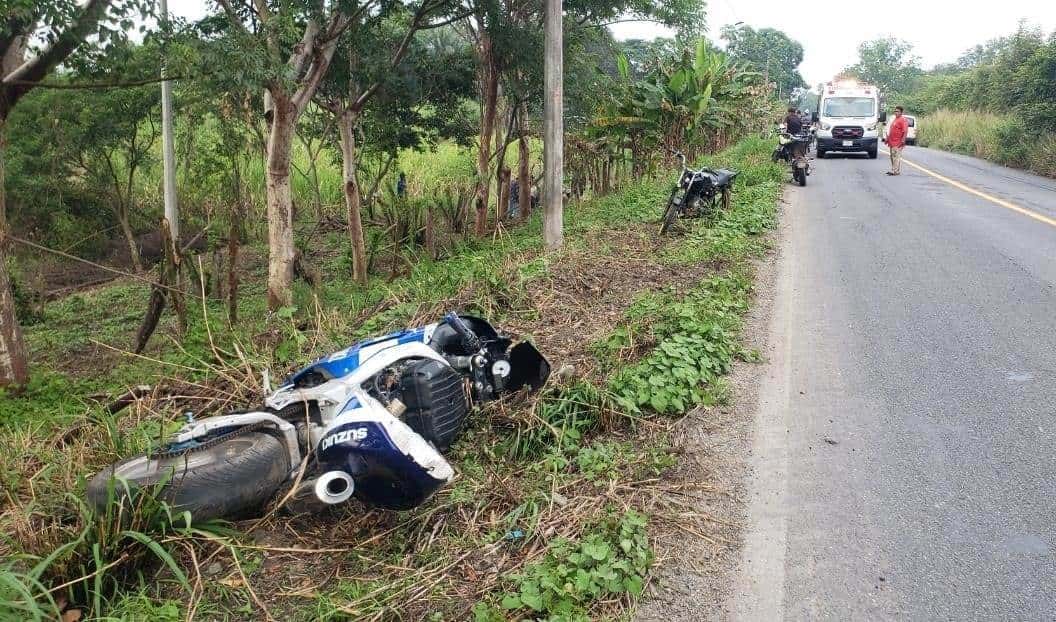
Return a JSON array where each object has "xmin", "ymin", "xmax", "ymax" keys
[
  {"xmin": 542, "ymin": 0, "xmax": 563, "ymax": 249},
  {"xmin": 160, "ymin": 0, "xmax": 178, "ymax": 241}
]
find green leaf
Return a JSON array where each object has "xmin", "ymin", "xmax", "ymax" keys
[
  {"xmin": 122, "ymin": 531, "xmax": 188, "ymax": 588},
  {"xmin": 625, "ymin": 574, "xmax": 645, "ymax": 595},
  {"xmin": 616, "ymin": 53, "xmax": 630, "ymax": 82},
  {"xmin": 668, "ymin": 70, "xmax": 689, "ymax": 97},
  {"xmin": 584, "ymin": 541, "xmax": 611, "ymax": 561},
  {"xmin": 520, "ymin": 590, "xmax": 544, "ymax": 611}
]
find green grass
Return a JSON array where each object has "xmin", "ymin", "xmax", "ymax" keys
[
  {"xmin": 917, "ymin": 109, "xmax": 1056, "ymax": 178},
  {"xmin": 0, "ymin": 136, "xmax": 784, "ymax": 621}
]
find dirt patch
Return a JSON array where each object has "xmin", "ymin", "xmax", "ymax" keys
[
  {"xmin": 506, "ymin": 227, "xmax": 721, "ymax": 380},
  {"xmin": 633, "ymin": 198, "xmax": 788, "ymax": 621}
]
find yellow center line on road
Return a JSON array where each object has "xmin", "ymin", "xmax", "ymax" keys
[{"xmin": 880, "ymin": 149, "xmax": 1056, "ymax": 230}]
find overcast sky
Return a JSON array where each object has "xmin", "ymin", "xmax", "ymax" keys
[
  {"xmin": 613, "ymin": 0, "xmax": 1056, "ymax": 86},
  {"xmin": 171, "ymin": 0, "xmax": 1056, "ymax": 87}
]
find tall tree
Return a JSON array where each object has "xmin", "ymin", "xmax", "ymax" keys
[
  {"xmin": 65, "ymin": 41, "xmax": 162, "ymax": 273},
  {"xmin": 213, "ymin": 0, "xmax": 353, "ymax": 310},
  {"xmin": 0, "ymin": 0, "xmax": 149, "ymax": 388},
  {"xmin": 315, "ymin": 0, "xmax": 465, "ymax": 284},
  {"xmin": 721, "ymin": 25, "xmax": 805, "ymax": 97},
  {"xmin": 842, "ymin": 37, "xmax": 922, "ymax": 99}
]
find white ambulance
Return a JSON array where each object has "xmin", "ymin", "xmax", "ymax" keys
[{"xmin": 814, "ymin": 80, "xmax": 885, "ymax": 159}]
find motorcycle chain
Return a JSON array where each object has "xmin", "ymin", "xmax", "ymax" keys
[{"xmin": 149, "ymin": 421, "xmax": 271, "ymax": 460}]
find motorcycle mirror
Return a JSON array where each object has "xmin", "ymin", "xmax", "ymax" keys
[{"xmin": 505, "ymin": 342, "xmax": 550, "ymax": 393}]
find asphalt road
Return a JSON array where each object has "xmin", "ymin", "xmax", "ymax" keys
[{"xmin": 730, "ymin": 146, "xmax": 1056, "ymax": 620}]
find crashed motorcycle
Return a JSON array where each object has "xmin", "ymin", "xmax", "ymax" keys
[
  {"xmin": 772, "ymin": 126, "xmax": 812, "ymax": 187},
  {"xmin": 660, "ymin": 150, "xmax": 738, "ymax": 234},
  {"xmin": 87, "ymin": 313, "xmax": 550, "ymax": 520}
]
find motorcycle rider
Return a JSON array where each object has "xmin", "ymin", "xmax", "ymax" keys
[{"xmin": 784, "ymin": 107, "xmax": 803, "ymax": 135}]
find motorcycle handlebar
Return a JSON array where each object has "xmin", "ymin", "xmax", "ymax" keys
[
  {"xmin": 444, "ymin": 312, "xmax": 482, "ymax": 352},
  {"xmin": 667, "ymin": 148, "xmax": 688, "ymax": 170}
]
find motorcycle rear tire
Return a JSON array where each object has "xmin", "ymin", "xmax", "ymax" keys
[
  {"xmin": 660, "ymin": 188, "xmax": 682, "ymax": 235},
  {"xmin": 86, "ymin": 429, "xmax": 291, "ymax": 522},
  {"xmin": 795, "ymin": 169, "xmax": 807, "ymax": 186}
]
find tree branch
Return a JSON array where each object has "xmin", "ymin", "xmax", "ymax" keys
[
  {"xmin": 319, "ymin": 0, "xmax": 381, "ymax": 45},
  {"xmin": 0, "ymin": 12, "xmax": 36, "ymax": 69},
  {"xmin": 292, "ymin": 12, "xmax": 349, "ymax": 115},
  {"xmin": 577, "ymin": 17, "xmax": 669, "ymax": 28},
  {"xmin": 214, "ymin": 0, "xmax": 251, "ymax": 36},
  {"xmin": 418, "ymin": 9, "xmax": 475, "ymax": 30},
  {"xmin": 6, "ymin": 74, "xmax": 194, "ymax": 90},
  {"xmin": 288, "ymin": 18, "xmax": 322, "ymax": 82},
  {"xmin": 350, "ymin": 0, "xmax": 447, "ymax": 112},
  {"xmin": 3, "ymin": 0, "xmax": 113, "ymax": 107}
]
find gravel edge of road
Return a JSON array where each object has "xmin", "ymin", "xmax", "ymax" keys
[{"xmin": 633, "ymin": 192, "xmax": 792, "ymax": 622}]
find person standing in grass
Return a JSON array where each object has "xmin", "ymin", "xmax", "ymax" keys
[{"xmin": 884, "ymin": 106, "xmax": 909, "ymax": 176}]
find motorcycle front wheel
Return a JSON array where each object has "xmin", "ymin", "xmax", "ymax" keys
[
  {"xmin": 660, "ymin": 188, "xmax": 682, "ymax": 235},
  {"xmin": 87, "ymin": 427, "xmax": 291, "ymax": 522}
]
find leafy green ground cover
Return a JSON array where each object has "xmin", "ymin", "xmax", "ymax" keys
[{"xmin": 1, "ymin": 137, "xmax": 782, "ymax": 621}]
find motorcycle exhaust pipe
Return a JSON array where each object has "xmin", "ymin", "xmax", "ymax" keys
[{"xmin": 314, "ymin": 470, "xmax": 355, "ymax": 505}]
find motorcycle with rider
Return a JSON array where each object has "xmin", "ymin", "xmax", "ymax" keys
[{"xmin": 773, "ymin": 107, "xmax": 812, "ymax": 186}]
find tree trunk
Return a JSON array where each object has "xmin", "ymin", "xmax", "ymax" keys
[
  {"xmin": 264, "ymin": 95, "xmax": 297, "ymax": 310},
  {"xmin": 0, "ymin": 118, "xmax": 29, "ymax": 388},
  {"xmin": 494, "ymin": 105, "xmax": 517, "ymax": 223},
  {"xmin": 517, "ymin": 103, "xmax": 531, "ymax": 220},
  {"xmin": 166, "ymin": 219, "xmax": 186, "ymax": 337},
  {"xmin": 425, "ymin": 206, "xmax": 436, "ymax": 259},
  {"xmin": 473, "ymin": 35, "xmax": 499, "ymax": 237},
  {"xmin": 117, "ymin": 209, "xmax": 143, "ymax": 273},
  {"xmin": 364, "ymin": 152, "xmax": 396, "ymax": 219},
  {"xmin": 308, "ymin": 156, "xmax": 323, "ymax": 220},
  {"xmin": 543, "ymin": 0, "xmax": 564, "ymax": 249},
  {"xmin": 210, "ymin": 247, "xmax": 224, "ymax": 300},
  {"xmin": 338, "ymin": 109, "xmax": 368, "ymax": 285},
  {"xmin": 134, "ymin": 219, "xmax": 182, "ymax": 353},
  {"xmin": 497, "ymin": 167, "xmax": 511, "ymax": 222},
  {"xmin": 228, "ymin": 200, "xmax": 241, "ymax": 325}
]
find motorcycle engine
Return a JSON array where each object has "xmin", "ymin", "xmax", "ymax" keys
[{"xmin": 397, "ymin": 360, "xmax": 469, "ymax": 452}]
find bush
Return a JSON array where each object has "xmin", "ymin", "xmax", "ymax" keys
[
  {"xmin": 916, "ymin": 110, "xmax": 1002, "ymax": 158},
  {"xmin": 917, "ymin": 108, "xmax": 1056, "ymax": 178},
  {"xmin": 989, "ymin": 116, "xmax": 1030, "ymax": 168},
  {"xmin": 1028, "ymin": 134, "xmax": 1056, "ymax": 178}
]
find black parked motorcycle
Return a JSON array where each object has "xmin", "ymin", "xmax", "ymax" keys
[
  {"xmin": 772, "ymin": 127, "xmax": 812, "ymax": 186},
  {"xmin": 660, "ymin": 150, "xmax": 738, "ymax": 234}
]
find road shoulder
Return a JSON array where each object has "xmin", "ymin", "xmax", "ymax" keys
[{"xmin": 634, "ymin": 188, "xmax": 796, "ymax": 621}]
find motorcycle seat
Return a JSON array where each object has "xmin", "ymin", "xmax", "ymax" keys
[{"xmin": 708, "ymin": 168, "xmax": 738, "ymax": 188}]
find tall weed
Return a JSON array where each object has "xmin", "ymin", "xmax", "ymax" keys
[{"xmin": 917, "ymin": 109, "xmax": 1056, "ymax": 178}]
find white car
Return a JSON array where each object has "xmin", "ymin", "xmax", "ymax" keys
[{"xmin": 884, "ymin": 114, "xmax": 917, "ymax": 145}]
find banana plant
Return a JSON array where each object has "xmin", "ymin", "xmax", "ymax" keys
[{"xmin": 587, "ymin": 38, "xmax": 763, "ymax": 170}]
